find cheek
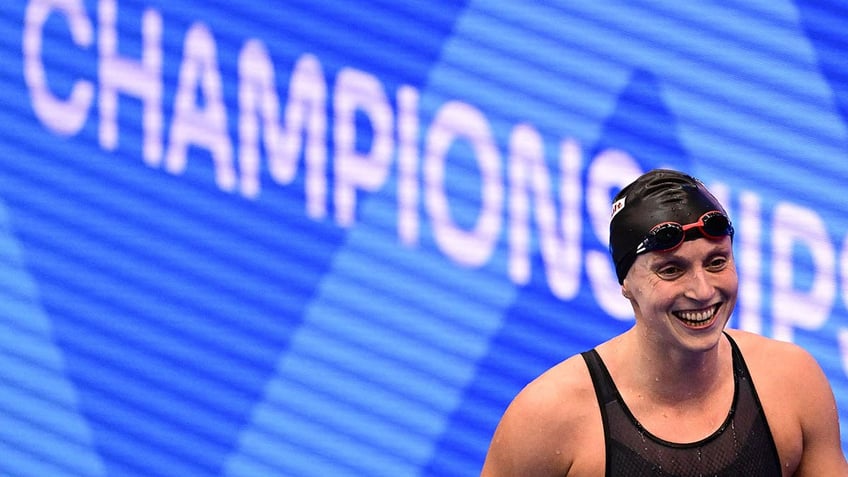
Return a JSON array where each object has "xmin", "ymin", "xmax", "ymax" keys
[
  {"xmin": 717, "ymin": 263, "xmax": 739, "ymax": 290},
  {"xmin": 642, "ymin": 274, "xmax": 668, "ymax": 295},
  {"xmin": 721, "ymin": 273, "xmax": 739, "ymax": 296},
  {"xmin": 632, "ymin": 279, "xmax": 675, "ymax": 310}
]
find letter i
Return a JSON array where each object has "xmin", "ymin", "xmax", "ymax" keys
[{"xmin": 397, "ymin": 86, "xmax": 420, "ymax": 246}]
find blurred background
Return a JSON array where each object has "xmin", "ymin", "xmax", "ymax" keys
[{"xmin": 4, "ymin": 1, "xmax": 848, "ymax": 475}]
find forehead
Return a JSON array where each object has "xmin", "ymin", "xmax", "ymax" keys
[{"xmin": 638, "ymin": 236, "xmax": 733, "ymax": 265}]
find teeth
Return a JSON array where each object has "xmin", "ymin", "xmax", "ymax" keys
[{"xmin": 676, "ymin": 305, "xmax": 717, "ymax": 325}]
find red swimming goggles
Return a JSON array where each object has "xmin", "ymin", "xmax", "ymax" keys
[{"xmin": 635, "ymin": 210, "xmax": 734, "ymax": 255}]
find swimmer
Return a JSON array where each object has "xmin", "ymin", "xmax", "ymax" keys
[{"xmin": 480, "ymin": 169, "xmax": 848, "ymax": 476}]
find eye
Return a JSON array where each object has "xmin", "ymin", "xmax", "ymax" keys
[
  {"xmin": 705, "ymin": 255, "xmax": 728, "ymax": 272},
  {"xmin": 656, "ymin": 263, "xmax": 685, "ymax": 280}
]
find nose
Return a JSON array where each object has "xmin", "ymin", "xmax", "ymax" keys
[{"xmin": 685, "ymin": 265, "xmax": 716, "ymax": 302}]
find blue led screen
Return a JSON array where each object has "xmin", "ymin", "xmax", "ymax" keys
[{"xmin": 3, "ymin": 1, "xmax": 848, "ymax": 476}]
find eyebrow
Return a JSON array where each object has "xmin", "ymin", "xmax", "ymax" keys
[{"xmin": 649, "ymin": 240, "xmax": 732, "ymax": 263}]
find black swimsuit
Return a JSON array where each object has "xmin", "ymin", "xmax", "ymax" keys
[{"xmin": 581, "ymin": 334, "xmax": 782, "ymax": 476}]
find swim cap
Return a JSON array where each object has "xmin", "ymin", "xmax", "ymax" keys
[{"xmin": 609, "ymin": 169, "xmax": 732, "ymax": 284}]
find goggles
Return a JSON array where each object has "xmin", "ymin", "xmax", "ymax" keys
[{"xmin": 635, "ymin": 210, "xmax": 733, "ymax": 255}]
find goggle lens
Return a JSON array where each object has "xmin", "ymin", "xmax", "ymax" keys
[{"xmin": 636, "ymin": 211, "xmax": 732, "ymax": 254}]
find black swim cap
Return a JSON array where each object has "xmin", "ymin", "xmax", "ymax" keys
[{"xmin": 609, "ymin": 169, "xmax": 731, "ymax": 284}]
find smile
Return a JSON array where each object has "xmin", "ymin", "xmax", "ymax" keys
[{"xmin": 673, "ymin": 304, "xmax": 721, "ymax": 328}]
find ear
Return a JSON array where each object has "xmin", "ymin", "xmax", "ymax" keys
[{"xmin": 621, "ymin": 285, "xmax": 631, "ymax": 300}]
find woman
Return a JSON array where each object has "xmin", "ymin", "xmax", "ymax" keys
[{"xmin": 480, "ymin": 169, "xmax": 848, "ymax": 476}]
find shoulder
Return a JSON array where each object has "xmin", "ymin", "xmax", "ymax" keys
[
  {"xmin": 510, "ymin": 352, "xmax": 600, "ymax": 429},
  {"xmin": 500, "ymin": 353, "xmax": 600, "ymax": 449},
  {"xmin": 726, "ymin": 328, "xmax": 828, "ymax": 409},
  {"xmin": 725, "ymin": 329, "xmax": 847, "ymax": 474},
  {"xmin": 481, "ymin": 352, "xmax": 602, "ymax": 476},
  {"xmin": 725, "ymin": 329, "xmax": 822, "ymax": 382}
]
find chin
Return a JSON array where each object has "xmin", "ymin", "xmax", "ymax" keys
[{"xmin": 673, "ymin": 309, "xmax": 729, "ymax": 350}]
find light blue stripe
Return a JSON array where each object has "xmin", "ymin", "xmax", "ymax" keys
[{"xmin": 0, "ymin": 201, "xmax": 104, "ymax": 477}]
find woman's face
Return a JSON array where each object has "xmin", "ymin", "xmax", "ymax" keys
[{"xmin": 622, "ymin": 236, "xmax": 738, "ymax": 352}]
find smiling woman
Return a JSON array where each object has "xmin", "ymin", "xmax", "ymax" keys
[
  {"xmin": 481, "ymin": 169, "xmax": 848, "ymax": 476},
  {"xmin": 9, "ymin": 2, "xmax": 848, "ymax": 476}
]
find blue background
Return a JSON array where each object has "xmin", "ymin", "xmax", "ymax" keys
[{"xmin": 3, "ymin": 1, "xmax": 848, "ymax": 475}]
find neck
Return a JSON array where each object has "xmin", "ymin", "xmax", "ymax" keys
[{"xmin": 620, "ymin": 327, "xmax": 728, "ymax": 404}]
